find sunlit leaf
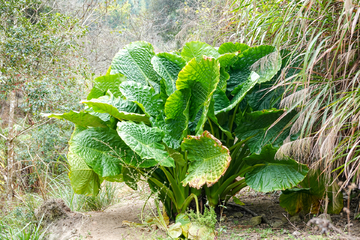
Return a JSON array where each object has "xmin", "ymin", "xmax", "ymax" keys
[
  {"xmin": 218, "ymin": 42, "xmax": 249, "ymax": 54},
  {"xmin": 43, "ymin": 111, "xmax": 107, "ymax": 128},
  {"xmin": 168, "ymin": 223, "xmax": 182, "ymax": 239},
  {"xmin": 67, "ymin": 126, "xmax": 102, "ymax": 196},
  {"xmin": 111, "ymin": 41, "xmax": 161, "ymax": 89},
  {"xmin": 233, "ymin": 196, "xmax": 245, "ymax": 206},
  {"xmin": 177, "ymin": 57, "xmax": 220, "ymax": 134},
  {"xmin": 181, "ymin": 41, "xmax": 220, "ymax": 62},
  {"xmin": 68, "ymin": 147, "xmax": 101, "ymax": 196},
  {"xmin": 87, "ymin": 73, "xmax": 126, "ymax": 100},
  {"xmin": 217, "ymin": 53, "xmax": 237, "ymax": 68},
  {"xmin": 82, "ymin": 94, "xmax": 149, "ymax": 124}
]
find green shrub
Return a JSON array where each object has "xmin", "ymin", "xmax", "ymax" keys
[{"xmin": 46, "ymin": 40, "xmax": 309, "ymax": 219}]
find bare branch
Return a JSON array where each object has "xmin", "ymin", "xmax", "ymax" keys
[
  {"xmin": 0, "ymin": 133, "xmax": 7, "ymax": 140},
  {"xmin": 9, "ymin": 119, "xmax": 51, "ymax": 142}
]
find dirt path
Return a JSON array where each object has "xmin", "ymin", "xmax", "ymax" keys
[
  {"xmin": 46, "ymin": 187, "xmax": 360, "ymax": 240},
  {"xmin": 46, "ymin": 186, "xmax": 165, "ymax": 240},
  {"xmin": 76, "ymin": 199, "xmax": 164, "ymax": 240}
]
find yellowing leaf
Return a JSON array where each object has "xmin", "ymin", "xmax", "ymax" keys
[{"xmin": 181, "ymin": 131, "xmax": 231, "ymax": 189}]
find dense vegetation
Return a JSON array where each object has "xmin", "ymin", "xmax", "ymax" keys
[{"xmin": 0, "ymin": 0, "xmax": 359, "ymax": 239}]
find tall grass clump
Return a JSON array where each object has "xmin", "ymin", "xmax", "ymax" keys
[
  {"xmin": 47, "ymin": 173, "xmax": 121, "ymax": 212},
  {"xmin": 0, "ymin": 161, "xmax": 121, "ymax": 240},
  {"xmin": 0, "ymin": 193, "xmax": 46, "ymax": 240},
  {"xmin": 224, "ymin": 0, "xmax": 360, "ymax": 189}
]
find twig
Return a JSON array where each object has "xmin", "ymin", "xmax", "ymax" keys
[
  {"xmin": 282, "ymin": 213, "xmax": 300, "ymax": 231},
  {"xmin": 10, "ymin": 119, "xmax": 51, "ymax": 142},
  {"xmin": 0, "ymin": 133, "xmax": 7, "ymax": 140}
]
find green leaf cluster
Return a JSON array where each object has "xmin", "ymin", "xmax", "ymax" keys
[{"xmin": 47, "ymin": 41, "xmax": 309, "ymax": 218}]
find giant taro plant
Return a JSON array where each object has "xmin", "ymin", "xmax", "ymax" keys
[{"xmin": 46, "ymin": 41, "xmax": 309, "ymax": 218}]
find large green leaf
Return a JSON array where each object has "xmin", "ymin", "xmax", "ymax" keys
[
  {"xmin": 176, "ymin": 57, "xmax": 220, "ymax": 134},
  {"xmin": 151, "ymin": 53, "xmax": 186, "ymax": 96},
  {"xmin": 235, "ymin": 109, "xmax": 297, "ymax": 154},
  {"xmin": 68, "ymin": 146, "xmax": 101, "ymax": 196},
  {"xmin": 87, "ymin": 73, "xmax": 126, "ymax": 100},
  {"xmin": 117, "ymin": 121, "xmax": 174, "ymax": 167},
  {"xmin": 110, "ymin": 41, "xmax": 161, "ymax": 89},
  {"xmin": 67, "ymin": 126, "xmax": 101, "ymax": 196},
  {"xmin": 43, "ymin": 111, "xmax": 107, "ymax": 128},
  {"xmin": 216, "ymin": 71, "xmax": 260, "ymax": 114},
  {"xmin": 218, "ymin": 42, "xmax": 249, "ymax": 54},
  {"xmin": 120, "ymin": 81, "xmax": 162, "ymax": 117},
  {"xmin": 181, "ymin": 41, "xmax": 220, "ymax": 62},
  {"xmin": 244, "ymin": 145, "xmax": 308, "ymax": 192},
  {"xmin": 81, "ymin": 94, "xmax": 149, "ymax": 124},
  {"xmin": 163, "ymin": 89, "xmax": 191, "ymax": 148},
  {"xmin": 70, "ymin": 127, "xmax": 135, "ymax": 177},
  {"xmin": 227, "ymin": 45, "xmax": 281, "ymax": 92},
  {"xmin": 279, "ymin": 170, "xmax": 343, "ymax": 215},
  {"xmin": 181, "ymin": 131, "xmax": 231, "ymax": 189}
]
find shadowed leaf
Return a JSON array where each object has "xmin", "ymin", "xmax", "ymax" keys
[{"xmin": 244, "ymin": 145, "xmax": 308, "ymax": 192}]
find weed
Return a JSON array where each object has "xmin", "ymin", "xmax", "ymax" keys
[
  {"xmin": 259, "ymin": 228, "xmax": 273, "ymax": 238},
  {"xmin": 0, "ymin": 194, "xmax": 45, "ymax": 240},
  {"xmin": 76, "ymin": 181, "xmax": 120, "ymax": 212},
  {"xmin": 186, "ymin": 206, "xmax": 217, "ymax": 229}
]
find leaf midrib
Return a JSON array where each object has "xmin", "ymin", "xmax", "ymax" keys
[{"xmin": 127, "ymin": 48, "xmax": 152, "ymax": 87}]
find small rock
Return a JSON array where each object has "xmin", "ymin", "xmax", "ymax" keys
[
  {"xmin": 232, "ymin": 212, "xmax": 244, "ymax": 218},
  {"xmin": 249, "ymin": 216, "xmax": 262, "ymax": 226},
  {"xmin": 271, "ymin": 220, "xmax": 284, "ymax": 228},
  {"xmin": 318, "ymin": 213, "xmax": 332, "ymax": 222},
  {"xmin": 290, "ymin": 214, "xmax": 302, "ymax": 223},
  {"xmin": 292, "ymin": 231, "xmax": 301, "ymax": 237}
]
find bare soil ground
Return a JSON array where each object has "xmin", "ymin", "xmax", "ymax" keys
[{"xmin": 47, "ymin": 186, "xmax": 360, "ymax": 240}]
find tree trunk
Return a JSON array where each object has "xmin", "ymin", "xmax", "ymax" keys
[{"xmin": 6, "ymin": 90, "xmax": 16, "ymax": 200}]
